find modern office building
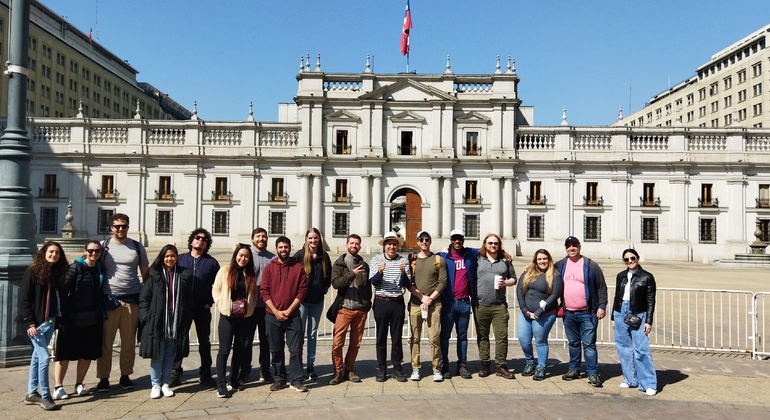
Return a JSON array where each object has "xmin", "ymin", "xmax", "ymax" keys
[
  {"xmin": 27, "ymin": 52, "xmax": 770, "ymax": 262},
  {"xmin": 0, "ymin": 0, "xmax": 190, "ymax": 120},
  {"xmin": 617, "ymin": 24, "xmax": 770, "ymax": 129}
]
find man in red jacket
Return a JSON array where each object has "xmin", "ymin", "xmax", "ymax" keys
[{"xmin": 260, "ymin": 236, "xmax": 308, "ymax": 392}]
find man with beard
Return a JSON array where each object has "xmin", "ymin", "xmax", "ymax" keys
[
  {"xmin": 260, "ymin": 237, "xmax": 307, "ymax": 392},
  {"xmin": 243, "ymin": 228, "xmax": 276, "ymax": 384},
  {"xmin": 167, "ymin": 228, "xmax": 220, "ymax": 387},
  {"xmin": 328, "ymin": 234, "xmax": 371, "ymax": 385},
  {"xmin": 369, "ymin": 231, "xmax": 411, "ymax": 383}
]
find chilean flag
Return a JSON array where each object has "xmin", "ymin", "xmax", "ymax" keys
[
  {"xmin": 88, "ymin": 27, "xmax": 93, "ymax": 43},
  {"xmin": 400, "ymin": 0, "xmax": 412, "ymax": 56}
]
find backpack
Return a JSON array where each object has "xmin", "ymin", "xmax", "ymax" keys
[{"xmin": 410, "ymin": 254, "xmax": 442, "ymax": 279}]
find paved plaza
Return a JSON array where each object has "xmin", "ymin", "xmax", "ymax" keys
[{"xmin": 1, "ymin": 258, "xmax": 768, "ymax": 419}]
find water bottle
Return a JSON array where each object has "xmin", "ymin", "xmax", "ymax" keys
[{"xmin": 36, "ymin": 319, "xmax": 52, "ymax": 334}]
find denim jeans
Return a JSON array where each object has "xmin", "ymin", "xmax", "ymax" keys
[
  {"xmin": 614, "ymin": 301, "xmax": 657, "ymax": 391},
  {"xmin": 150, "ymin": 338, "xmax": 177, "ymax": 386},
  {"xmin": 440, "ymin": 298, "xmax": 471, "ymax": 367},
  {"xmin": 28, "ymin": 320, "xmax": 55, "ymax": 398},
  {"xmin": 517, "ymin": 311, "xmax": 557, "ymax": 368},
  {"xmin": 299, "ymin": 300, "xmax": 324, "ymax": 367},
  {"xmin": 563, "ymin": 309, "xmax": 599, "ymax": 374}
]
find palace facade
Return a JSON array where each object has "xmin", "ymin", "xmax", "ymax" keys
[{"xmin": 28, "ymin": 55, "xmax": 770, "ymax": 262}]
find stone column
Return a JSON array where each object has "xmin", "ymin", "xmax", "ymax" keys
[
  {"xmin": 668, "ymin": 177, "xmax": 691, "ymax": 260},
  {"xmin": 298, "ymin": 174, "xmax": 310, "ymax": 235},
  {"xmin": 610, "ymin": 175, "xmax": 631, "ymax": 247},
  {"xmin": 372, "ymin": 176, "xmax": 383, "ymax": 236},
  {"xmin": 503, "ymin": 177, "xmax": 515, "ymax": 239},
  {"xmin": 441, "ymin": 177, "xmax": 452, "ymax": 237},
  {"xmin": 360, "ymin": 175, "xmax": 371, "ymax": 236},
  {"xmin": 725, "ymin": 177, "xmax": 747, "ymax": 254},
  {"xmin": 430, "ymin": 176, "xmax": 441, "ymax": 235},
  {"xmin": 311, "ymin": 174, "xmax": 323, "ymax": 230},
  {"xmin": 490, "ymin": 177, "xmax": 502, "ymax": 234}
]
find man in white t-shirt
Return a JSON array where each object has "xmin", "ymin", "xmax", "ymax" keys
[
  {"xmin": 96, "ymin": 213, "xmax": 149, "ymax": 392},
  {"xmin": 554, "ymin": 236, "xmax": 608, "ymax": 388}
]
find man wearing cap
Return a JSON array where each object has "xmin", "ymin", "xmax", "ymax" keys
[
  {"xmin": 555, "ymin": 236, "xmax": 608, "ymax": 388},
  {"xmin": 436, "ymin": 229, "xmax": 480, "ymax": 380},
  {"xmin": 369, "ymin": 232, "xmax": 412, "ymax": 382},
  {"xmin": 406, "ymin": 231, "xmax": 448, "ymax": 382}
]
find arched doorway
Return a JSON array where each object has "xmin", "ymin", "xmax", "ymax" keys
[{"xmin": 390, "ymin": 187, "xmax": 422, "ymax": 251}]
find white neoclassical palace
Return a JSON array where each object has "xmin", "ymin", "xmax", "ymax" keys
[{"xmin": 28, "ymin": 55, "xmax": 770, "ymax": 262}]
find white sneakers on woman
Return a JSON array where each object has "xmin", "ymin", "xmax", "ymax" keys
[{"xmin": 161, "ymin": 384, "xmax": 175, "ymax": 397}]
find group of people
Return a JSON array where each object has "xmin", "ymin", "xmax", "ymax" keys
[{"xmin": 18, "ymin": 216, "xmax": 658, "ymax": 411}]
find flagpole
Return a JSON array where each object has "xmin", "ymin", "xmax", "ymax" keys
[{"xmin": 406, "ymin": 52, "xmax": 410, "ymax": 73}]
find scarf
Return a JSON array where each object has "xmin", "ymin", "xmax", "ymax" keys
[{"xmin": 161, "ymin": 267, "xmax": 181, "ymax": 340}]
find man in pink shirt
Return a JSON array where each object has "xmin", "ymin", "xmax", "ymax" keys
[{"xmin": 555, "ymin": 236, "xmax": 608, "ymax": 388}]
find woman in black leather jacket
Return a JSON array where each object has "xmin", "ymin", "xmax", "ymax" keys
[{"xmin": 610, "ymin": 248, "xmax": 657, "ymax": 396}]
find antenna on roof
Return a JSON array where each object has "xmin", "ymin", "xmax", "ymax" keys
[{"xmin": 94, "ymin": 0, "xmax": 99, "ymax": 42}]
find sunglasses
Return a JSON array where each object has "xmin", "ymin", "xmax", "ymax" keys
[
  {"xmin": 486, "ymin": 242, "xmax": 500, "ymax": 246},
  {"xmin": 112, "ymin": 224, "xmax": 128, "ymax": 230},
  {"xmin": 194, "ymin": 235, "xmax": 207, "ymax": 241},
  {"xmin": 418, "ymin": 237, "xmax": 431, "ymax": 243},
  {"xmin": 86, "ymin": 249, "xmax": 102, "ymax": 254},
  {"xmin": 450, "ymin": 237, "xmax": 464, "ymax": 241},
  {"xmin": 623, "ymin": 256, "xmax": 637, "ymax": 263}
]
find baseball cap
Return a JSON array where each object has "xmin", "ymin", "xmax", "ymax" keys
[
  {"xmin": 564, "ymin": 236, "xmax": 581, "ymax": 246},
  {"xmin": 449, "ymin": 229, "xmax": 465, "ymax": 238},
  {"xmin": 416, "ymin": 230, "xmax": 431, "ymax": 239}
]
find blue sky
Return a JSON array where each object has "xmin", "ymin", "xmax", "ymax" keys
[{"xmin": 42, "ymin": 0, "xmax": 770, "ymax": 125}]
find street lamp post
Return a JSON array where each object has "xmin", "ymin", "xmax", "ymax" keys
[{"xmin": 0, "ymin": 0, "xmax": 36, "ymax": 367}]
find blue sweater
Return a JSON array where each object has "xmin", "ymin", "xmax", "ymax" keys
[{"xmin": 178, "ymin": 252, "xmax": 221, "ymax": 306}]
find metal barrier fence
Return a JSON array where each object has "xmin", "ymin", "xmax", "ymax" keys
[{"xmin": 190, "ymin": 286, "xmax": 765, "ymax": 358}]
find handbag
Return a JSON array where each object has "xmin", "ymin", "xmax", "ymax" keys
[
  {"xmin": 230, "ymin": 299, "xmax": 247, "ymax": 318},
  {"xmin": 72, "ymin": 310, "xmax": 101, "ymax": 328},
  {"xmin": 102, "ymin": 294, "xmax": 121, "ymax": 311},
  {"xmin": 624, "ymin": 312, "xmax": 642, "ymax": 329},
  {"xmin": 556, "ymin": 306, "xmax": 565, "ymax": 318},
  {"xmin": 326, "ymin": 294, "xmax": 345, "ymax": 323}
]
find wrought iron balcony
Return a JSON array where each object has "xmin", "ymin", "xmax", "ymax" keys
[
  {"xmin": 155, "ymin": 190, "xmax": 176, "ymax": 200},
  {"xmin": 640, "ymin": 196, "xmax": 661, "ymax": 207},
  {"xmin": 212, "ymin": 191, "xmax": 233, "ymax": 201},
  {"xmin": 697, "ymin": 197, "xmax": 719, "ymax": 208},
  {"xmin": 527, "ymin": 195, "xmax": 547, "ymax": 205},
  {"xmin": 463, "ymin": 146, "xmax": 482, "ymax": 156},
  {"xmin": 97, "ymin": 189, "xmax": 119, "ymax": 200},
  {"xmin": 462, "ymin": 194, "xmax": 482, "ymax": 204},
  {"xmin": 332, "ymin": 192, "xmax": 352, "ymax": 202},
  {"xmin": 268, "ymin": 191, "xmax": 288, "ymax": 202},
  {"xmin": 333, "ymin": 144, "xmax": 352, "ymax": 155},
  {"xmin": 757, "ymin": 198, "xmax": 770, "ymax": 208},
  {"xmin": 39, "ymin": 187, "xmax": 59, "ymax": 198},
  {"xmin": 583, "ymin": 196, "xmax": 604, "ymax": 206},
  {"xmin": 397, "ymin": 145, "xmax": 416, "ymax": 155}
]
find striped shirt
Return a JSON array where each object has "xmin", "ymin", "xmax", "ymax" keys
[{"xmin": 369, "ymin": 253, "xmax": 411, "ymax": 298}]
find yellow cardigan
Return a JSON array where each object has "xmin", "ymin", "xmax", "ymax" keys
[{"xmin": 212, "ymin": 265, "xmax": 258, "ymax": 318}]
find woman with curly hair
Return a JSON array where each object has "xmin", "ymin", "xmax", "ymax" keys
[
  {"xmin": 516, "ymin": 249, "xmax": 563, "ymax": 380},
  {"xmin": 18, "ymin": 241, "xmax": 68, "ymax": 411},
  {"xmin": 53, "ymin": 240, "xmax": 105, "ymax": 400},
  {"xmin": 139, "ymin": 244, "xmax": 193, "ymax": 399},
  {"xmin": 293, "ymin": 227, "xmax": 331, "ymax": 380},
  {"xmin": 212, "ymin": 243, "xmax": 258, "ymax": 397}
]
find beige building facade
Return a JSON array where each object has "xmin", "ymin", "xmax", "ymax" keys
[
  {"xmin": 618, "ymin": 24, "xmax": 770, "ymax": 129},
  {"xmin": 0, "ymin": 0, "xmax": 189, "ymax": 120}
]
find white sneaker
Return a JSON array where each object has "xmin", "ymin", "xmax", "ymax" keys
[
  {"xmin": 645, "ymin": 388, "xmax": 657, "ymax": 396},
  {"xmin": 226, "ymin": 383, "xmax": 234, "ymax": 392},
  {"xmin": 53, "ymin": 387, "xmax": 69, "ymax": 400},
  {"xmin": 161, "ymin": 384, "xmax": 175, "ymax": 397},
  {"xmin": 150, "ymin": 385, "xmax": 161, "ymax": 399},
  {"xmin": 619, "ymin": 382, "xmax": 630, "ymax": 389},
  {"xmin": 75, "ymin": 383, "xmax": 91, "ymax": 396},
  {"xmin": 433, "ymin": 370, "xmax": 444, "ymax": 382},
  {"xmin": 409, "ymin": 369, "xmax": 420, "ymax": 381}
]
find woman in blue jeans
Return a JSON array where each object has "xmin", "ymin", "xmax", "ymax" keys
[
  {"xmin": 516, "ymin": 249, "xmax": 563, "ymax": 380},
  {"xmin": 18, "ymin": 241, "xmax": 69, "ymax": 411},
  {"xmin": 611, "ymin": 248, "xmax": 657, "ymax": 396},
  {"xmin": 294, "ymin": 227, "xmax": 331, "ymax": 380}
]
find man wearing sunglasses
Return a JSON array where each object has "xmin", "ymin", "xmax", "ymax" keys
[
  {"xmin": 555, "ymin": 236, "xmax": 608, "ymax": 388},
  {"xmin": 406, "ymin": 231, "xmax": 447, "ymax": 382},
  {"xmin": 168, "ymin": 228, "xmax": 221, "ymax": 388},
  {"xmin": 96, "ymin": 213, "xmax": 149, "ymax": 392}
]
